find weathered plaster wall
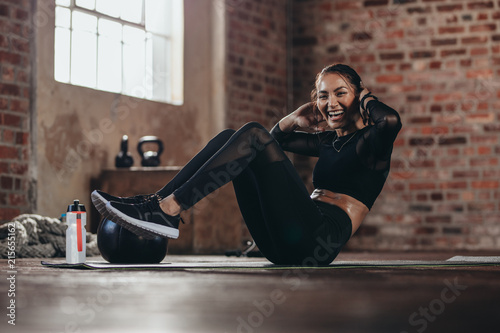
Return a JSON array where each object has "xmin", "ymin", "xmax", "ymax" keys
[{"xmin": 35, "ymin": 0, "xmax": 226, "ymax": 220}]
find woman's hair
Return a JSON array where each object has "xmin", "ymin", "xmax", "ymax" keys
[{"xmin": 310, "ymin": 64, "xmax": 363, "ymax": 102}]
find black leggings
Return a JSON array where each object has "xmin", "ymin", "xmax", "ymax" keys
[{"xmin": 156, "ymin": 122, "xmax": 352, "ymax": 265}]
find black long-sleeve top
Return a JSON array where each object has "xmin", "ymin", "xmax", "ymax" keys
[{"xmin": 270, "ymin": 100, "xmax": 402, "ymax": 209}]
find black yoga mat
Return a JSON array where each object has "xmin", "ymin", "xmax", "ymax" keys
[{"xmin": 41, "ymin": 256, "xmax": 500, "ymax": 271}]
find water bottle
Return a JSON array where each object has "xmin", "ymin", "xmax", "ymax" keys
[{"xmin": 66, "ymin": 200, "xmax": 86, "ymax": 264}]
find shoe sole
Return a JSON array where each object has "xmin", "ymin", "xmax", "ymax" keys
[
  {"xmin": 91, "ymin": 190, "xmax": 110, "ymax": 218},
  {"xmin": 105, "ymin": 202, "xmax": 179, "ymax": 240}
]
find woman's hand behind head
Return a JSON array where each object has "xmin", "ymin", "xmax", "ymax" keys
[{"xmin": 292, "ymin": 102, "xmax": 327, "ymax": 132}]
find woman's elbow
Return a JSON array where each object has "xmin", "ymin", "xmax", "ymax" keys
[{"xmin": 386, "ymin": 114, "xmax": 402, "ymax": 133}]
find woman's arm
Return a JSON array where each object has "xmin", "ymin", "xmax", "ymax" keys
[
  {"xmin": 365, "ymin": 99, "xmax": 402, "ymax": 146},
  {"xmin": 270, "ymin": 102, "xmax": 327, "ymax": 157},
  {"xmin": 356, "ymin": 97, "xmax": 402, "ymax": 169}
]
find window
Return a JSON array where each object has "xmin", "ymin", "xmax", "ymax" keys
[{"xmin": 54, "ymin": 0, "xmax": 184, "ymax": 105}]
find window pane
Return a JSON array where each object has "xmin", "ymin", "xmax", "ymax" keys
[
  {"xmin": 123, "ymin": 26, "xmax": 145, "ymax": 98},
  {"xmin": 145, "ymin": 0, "xmax": 170, "ymax": 35},
  {"xmin": 147, "ymin": 34, "xmax": 170, "ymax": 102},
  {"xmin": 98, "ymin": 36, "xmax": 122, "ymax": 92},
  {"xmin": 71, "ymin": 30, "xmax": 97, "ymax": 87},
  {"xmin": 123, "ymin": 25, "xmax": 145, "ymax": 44},
  {"xmin": 55, "ymin": 0, "xmax": 70, "ymax": 7},
  {"xmin": 55, "ymin": 6, "xmax": 71, "ymax": 28},
  {"xmin": 121, "ymin": 0, "xmax": 143, "ymax": 24},
  {"xmin": 54, "ymin": 0, "xmax": 182, "ymax": 104},
  {"xmin": 96, "ymin": 0, "xmax": 121, "ymax": 18},
  {"xmin": 169, "ymin": 0, "xmax": 184, "ymax": 104},
  {"xmin": 54, "ymin": 27, "xmax": 71, "ymax": 83},
  {"xmin": 98, "ymin": 18, "xmax": 122, "ymax": 39},
  {"xmin": 76, "ymin": 0, "xmax": 95, "ymax": 10},
  {"xmin": 72, "ymin": 11, "xmax": 97, "ymax": 33},
  {"xmin": 145, "ymin": 34, "xmax": 153, "ymax": 100}
]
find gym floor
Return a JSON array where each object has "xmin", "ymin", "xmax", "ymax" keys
[{"xmin": 3, "ymin": 251, "xmax": 500, "ymax": 333}]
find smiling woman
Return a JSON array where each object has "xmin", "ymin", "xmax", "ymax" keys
[
  {"xmin": 269, "ymin": 63, "xmax": 402, "ymax": 234},
  {"xmin": 316, "ymin": 74, "xmax": 361, "ymax": 136},
  {"xmin": 92, "ymin": 64, "xmax": 402, "ymax": 266},
  {"xmin": 312, "ymin": 64, "xmax": 366, "ymax": 136}
]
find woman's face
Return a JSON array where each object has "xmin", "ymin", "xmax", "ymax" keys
[{"xmin": 316, "ymin": 73, "xmax": 360, "ymax": 132}]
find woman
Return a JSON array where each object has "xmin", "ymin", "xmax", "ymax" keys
[{"xmin": 92, "ymin": 64, "xmax": 402, "ymax": 265}]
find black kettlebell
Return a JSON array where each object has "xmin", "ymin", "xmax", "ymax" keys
[
  {"xmin": 137, "ymin": 136, "xmax": 163, "ymax": 167},
  {"xmin": 115, "ymin": 135, "xmax": 134, "ymax": 168},
  {"xmin": 97, "ymin": 218, "xmax": 168, "ymax": 263}
]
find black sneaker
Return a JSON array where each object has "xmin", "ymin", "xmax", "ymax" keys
[
  {"xmin": 105, "ymin": 196, "xmax": 180, "ymax": 239},
  {"xmin": 91, "ymin": 190, "xmax": 155, "ymax": 217}
]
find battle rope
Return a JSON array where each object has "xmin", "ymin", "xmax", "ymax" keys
[{"xmin": 0, "ymin": 214, "xmax": 100, "ymax": 258}]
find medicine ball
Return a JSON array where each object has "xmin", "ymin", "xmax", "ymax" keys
[{"xmin": 97, "ymin": 218, "xmax": 168, "ymax": 263}]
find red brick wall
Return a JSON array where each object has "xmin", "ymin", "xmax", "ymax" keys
[
  {"xmin": 292, "ymin": 0, "xmax": 500, "ymax": 250},
  {"xmin": 224, "ymin": 0, "xmax": 289, "ymax": 246},
  {"xmin": 226, "ymin": 0, "xmax": 288, "ymax": 129},
  {"xmin": 0, "ymin": 0, "xmax": 33, "ymax": 222},
  {"xmin": 3, "ymin": 0, "xmax": 498, "ymax": 251}
]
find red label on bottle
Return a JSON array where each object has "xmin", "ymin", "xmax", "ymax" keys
[{"xmin": 77, "ymin": 213, "xmax": 83, "ymax": 252}]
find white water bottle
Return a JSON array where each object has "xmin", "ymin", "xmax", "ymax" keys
[{"xmin": 66, "ymin": 200, "xmax": 86, "ymax": 264}]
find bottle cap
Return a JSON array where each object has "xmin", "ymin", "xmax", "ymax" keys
[{"xmin": 67, "ymin": 199, "xmax": 86, "ymax": 212}]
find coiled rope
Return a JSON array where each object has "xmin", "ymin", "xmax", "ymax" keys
[{"xmin": 0, "ymin": 214, "xmax": 100, "ymax": 258}]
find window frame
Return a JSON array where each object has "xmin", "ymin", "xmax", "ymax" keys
[{"xmin": 54, "ymin": 0, "xmax": 184, "ymax": 105}]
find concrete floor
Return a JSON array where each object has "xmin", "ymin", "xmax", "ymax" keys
[{"xmin": 2, "ymin": 251, "xmax": 500, "ymax": 333}]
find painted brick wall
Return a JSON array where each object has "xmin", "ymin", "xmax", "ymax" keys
[
  {"xmin": 226, "ymin": 0, "xmax": 288, "ymax": 130},
  {"xmin": 292, "ymin": 0, "xmax": 500, "ymax": 250},
  {"xmin": 0, "ymin": 0, "xmax": 33, "ymax": 222}
]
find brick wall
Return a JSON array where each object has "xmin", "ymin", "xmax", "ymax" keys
[
  {"xmin": 226, "ymin": 0, "xmax": 288, "ymax": 129},
  {"xmin": 292, "ymin": 0, "xmax": 500, "ymax": 250},
  {"xmin": 0, "ymin": 0, "xmax": 33, "ymax": 222},
  {"xmin": 224, "ymin": 0, "xmax": 289, "ymax": 246},
  {"xmin": 2, "ymin": 0, "xmax": 498, "ymax": 251}
]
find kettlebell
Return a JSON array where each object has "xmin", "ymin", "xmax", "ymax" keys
[
  {"xmin": 97, "ymin": 218, "xmax": 168, "ymax": 263},
  {"xmin": 137, "ymin": 136, "xmax": 163, "ymax": 167},
  {"xmin": 115, "ymin": 135, "xmax": 134, "ymax": 168}
]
